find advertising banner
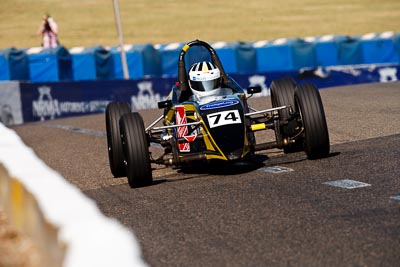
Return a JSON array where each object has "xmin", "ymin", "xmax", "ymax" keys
[{"xmin": 19, "ymin": 79, "xmax": 175, "ymax": 123}]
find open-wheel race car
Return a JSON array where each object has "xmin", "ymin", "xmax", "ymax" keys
[{"xmin": 105, "ymin": 40, "xmax": 330, "ymax": 188}]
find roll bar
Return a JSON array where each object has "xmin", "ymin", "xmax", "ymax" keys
[{"xmin": 177, "ymin": 40, "xmax": 228, "ymax": 93}]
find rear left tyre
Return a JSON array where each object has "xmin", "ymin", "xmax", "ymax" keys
[{"xmin": 120, "ymin": 112, "xmax": 153, "ymax": 188}]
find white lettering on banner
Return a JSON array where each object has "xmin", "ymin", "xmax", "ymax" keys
[
  {"xmin": 32, "ymin": 86, "xmax": 61, "ymax": 121},
  {"xmin": 32, "ymin": 86, "xmax": 110, "ymax": 121},
  {"xmin": 329, "ymin": 66, "xmax": 362, "ymax": 77},
  {"xmin": 131, "ymin": 81, "xmax": 163, "ymax": 110},
  {"xmin": 59, "ymin": 102, "xmax": 88, "ymax": 113},
  {"xmin": 248, "ymin": 75, "xmax": 270, "ymax": 97},
  {"xmin": 379, "ymin": 67, "xmax": 398, "ymax": 82}
]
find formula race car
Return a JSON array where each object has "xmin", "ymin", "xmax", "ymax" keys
[{"xmin": 105, "ymin": 40, "xmax": 330, "ymax": 188}]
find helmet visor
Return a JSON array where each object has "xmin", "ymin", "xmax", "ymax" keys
[{"xmin": 190, "ymin": 78, "xmax": 221, "ymax": 92}]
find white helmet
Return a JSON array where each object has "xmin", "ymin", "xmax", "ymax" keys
[{"xmin": 188, "ymin": 61, "xmax": 221, "ymax": 97}]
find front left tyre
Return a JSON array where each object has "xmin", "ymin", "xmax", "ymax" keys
[
  {"xmin": 119, "ymin": 112, "xmax": 153, "ymax": 188},
  {"xmin": 105, "ymin": 102, "xmax": 131, "ymax": 177}
]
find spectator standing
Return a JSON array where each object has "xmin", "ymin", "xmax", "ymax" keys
[{"xmin": 37, "ymin": 14, "xmax": 59, "ymax": 48}]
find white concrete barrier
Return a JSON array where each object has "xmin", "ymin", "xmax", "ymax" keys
[{"xmin": 0, "ymin": 123, "xmax": 147, "ymax": 267}]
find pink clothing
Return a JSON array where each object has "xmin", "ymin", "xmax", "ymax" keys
[
  {"xmin": 42, "ymin": 30, "xmax": 58, "ymax": 48},
  {"xmin": 38, "ymin": 17, "xmax": 59, "ymax": 48}
]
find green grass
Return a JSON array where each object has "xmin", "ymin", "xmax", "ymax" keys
[{"xmin": 0, "ymin": 0, "xmax": 399, "ymax": 49}]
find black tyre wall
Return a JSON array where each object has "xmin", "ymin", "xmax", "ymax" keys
[
  {"xmin": 270, "ymin": 77, "xmax": 296, "ymax": 122},
  {"xmin": 270, "ymin": 77, "xmax": 302, "ymax": 153},
  {"xmin": 120, "ymin": 112, "xmax": 152, "ymax": 188},
  {"xmin": 294, "ymin": 84, "xmax": 330, "ymax": 159},
  {"xmin": 105, "ymin": 102, "xmax": 130, "ymax": 177}
]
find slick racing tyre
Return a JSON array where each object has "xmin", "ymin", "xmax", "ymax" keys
[
  {"xmin": 105, "ymin": 102, "xmax": 131, "ymax": 177},
  {"xmin": 119, "ymin": 112, "xmax": 152, "ymax": 188},
  {"xmin": 294, "ymin": 83, "xmax": 330, "ymax": 159},
  {"xmin": 270, "ymin": 77, "xmax": 295, "ymax": 122},
  {"xmin": 270, "ymin": 77, "xmax": 302, "ymax": 153}
]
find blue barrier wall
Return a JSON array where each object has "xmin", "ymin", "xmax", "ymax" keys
[
  {"xmin": 0, "ymin": 48, "xmax": 30, "ymax": 81},
  {"xmin": 360, "ymin": 35, "xmax": 399, "ymax": 64},
  {"xmin": 25, "ymin": 46, "xmax": 73, "ymax": 82},
  {"xmin": 70, "ymin": 47, "xmax": 97, "ymax": 81},
  {"xmin": 1, "ymin": 32, "xmax": 399, "ymax": 82},
  {"xmin": 0, "ymin": 51, "xmax": 11, "ymax": 80},
  {"xmin": 213, "ymin": 42, "xmax": 237, "ymax": 74},
  {"xmin": 28, "ymin": 52, "xmax": 59, "ymax": 82},
  {"xmin": 67, "ymin": 46, "xmax": 115, "ymax": 81},
  {"xmin": 111, "ymin": 44, "xmax": 162, "ymax": 79},
  {"xmin": 314, "ymin": 35, "xmax": 341, "ymax": 67}
]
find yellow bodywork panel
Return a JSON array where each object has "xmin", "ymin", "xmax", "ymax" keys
[
  {"xmin": 182, "ymin": 104, "xmax": 227, "ymax": 161},
  {"xmin": 162, "ymin": 102, "xmax": 252, "ymax": 161}
]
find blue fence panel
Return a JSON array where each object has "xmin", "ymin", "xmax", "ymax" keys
[
  {"xmin": 290, "ymin": 38, "xmax": 316, "ymax": 70},
  {"xmin": 139, "ymin": 44, "xmax": 162, "ymax": 77},
  {"xmin": 158, "ymin": 43, "xmax": 184, "ymax": 77},
  {"xmin": 360, "ymin": 33, "xmax": 399, "ymax": 64},
  {"xmin": 0, "ymin": 51, "xmax": 10, "ymax": 80},
  {"xmin": 255, "ymin": 39, "xmax": 294, "ymax": 71},
  {"xmin": 111, "ymin": 46, "xmax": 143, "ymax": 80},
  {"xmin": 315, "ymin": 35, "xmax": 340, "ymax": 67},
  {"xmin": 0, "ymin": 48, "xmax": 30, "ymax": 81},
  {"xmin": 362, "ymin": 38, "xmax": 398, "ymax": 64},
  {"xmin": 71, "ymin": 46, "xmax": 114, "ymax": 80},
  {"xmin": 1, "ymin": 33, "xmax": 399, "ymax": 83},
  {"xmin": 53, "ymin": 46, "xmax": 72, "ymax": 81},
  {"xmin": 213, "ymin": 42, "xmax": 237, "ymax": 74},
  {"xmin": 337, "ymin": 36, "xmax": 364, "ymax": 65},
  {"xmin": 28, "ymin": 50, "xmax": 59, "ymax": 82},
  {"xmin": 235, "ymin": 42, "xmax": 257, "ymax": 74},
  {"xmin": 112, "ymin": 44, "xmax": 162, "ymax": 79},
  {"xmin": 395, "ymin": 33, "xmax": 400, "ymax": 62},
  {"xmin": 70, "ymin": 47, "xmax": 96, "ymax": 81},
  {"xmin": 92, "ymin": 46, "xmax": 115, "ymax": 79},
  {"xmin": 27, "ymin": 46, "xmax": 72, "ymax": 82}
]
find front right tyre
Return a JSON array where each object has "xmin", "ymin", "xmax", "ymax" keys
[{"xmin": 294, "ymin": 83, "xmax": 330, "ymax": 159}]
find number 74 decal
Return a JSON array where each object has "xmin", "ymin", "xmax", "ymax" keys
[{"xmin": 206, "ymin": 110, "xmax": 242, "ymax": 128}]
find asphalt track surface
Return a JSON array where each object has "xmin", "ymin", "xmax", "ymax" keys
[{"xmin": 12, "ymin": 82, "xmax": 400, "ymax": 267}]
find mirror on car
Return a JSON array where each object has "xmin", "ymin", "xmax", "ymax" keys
[
  {"xmin": 157, "ymin": 100, "xmax": 172, "ymax": 109},
  {"xmin": 246, "ymin": 85, "xmax": 262, "ymax": 94}
]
